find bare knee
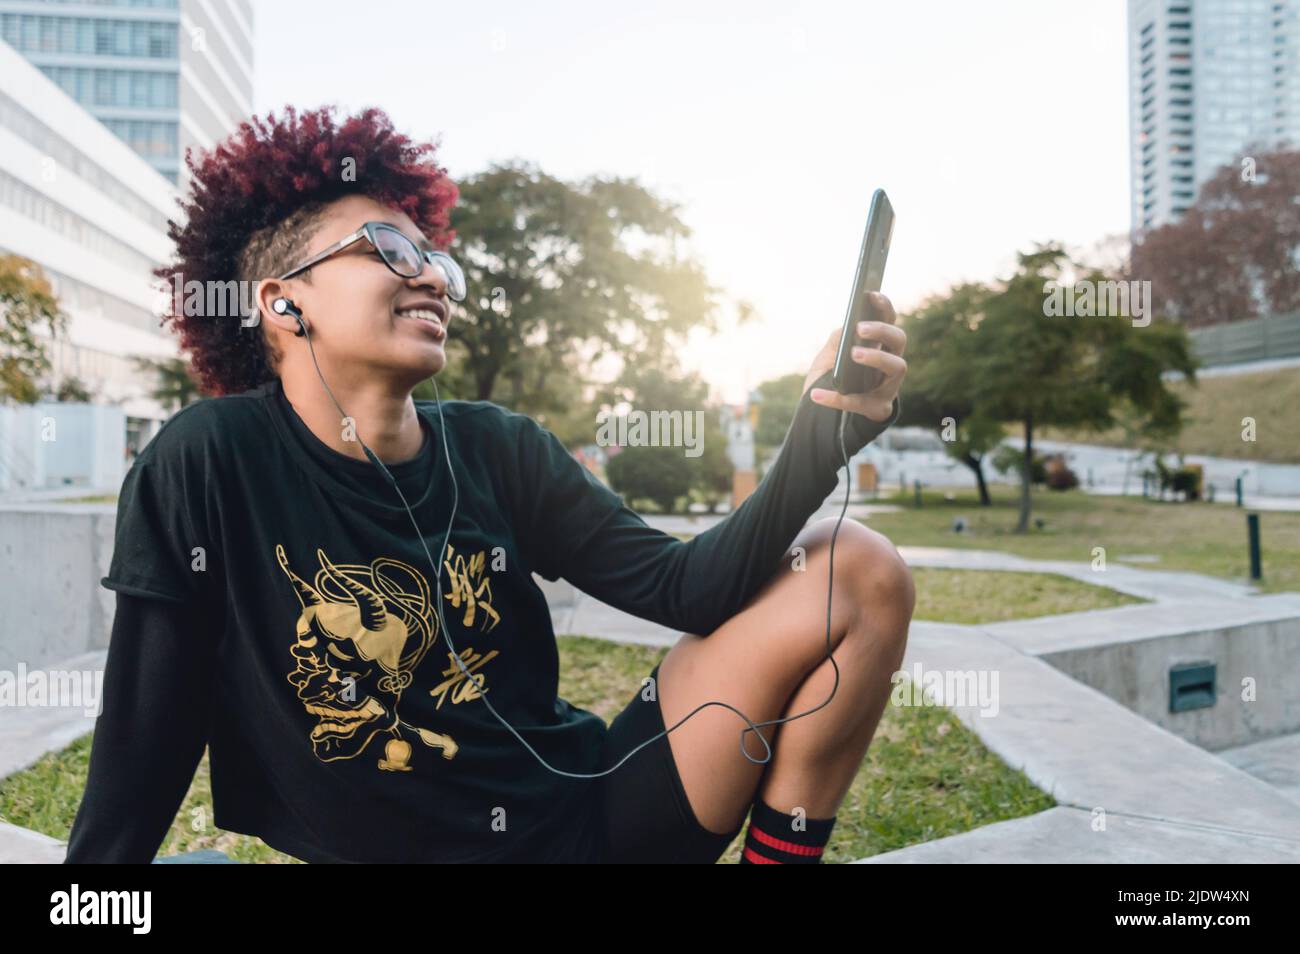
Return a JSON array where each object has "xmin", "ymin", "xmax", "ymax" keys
[{"xmin": 808, "ymin": 517, "xmax": 915, "ymax": 633}]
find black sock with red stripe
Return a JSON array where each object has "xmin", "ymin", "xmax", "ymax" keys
[{"xmin": 739, "ymin": 797, "xmax": 836, "ymax": 864}]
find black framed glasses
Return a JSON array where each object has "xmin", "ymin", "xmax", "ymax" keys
[{"xmin": 278, "ymin": 221, "xmax": 466, "ymax": 301}]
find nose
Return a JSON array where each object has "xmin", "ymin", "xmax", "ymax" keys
[{"xmin": 407, "ymin": 256, "xmax": 449, "ymax": 299}]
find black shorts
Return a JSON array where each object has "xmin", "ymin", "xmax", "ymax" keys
[{"xmin": 594, "ymin": 661, "xmax": 746, "ymax": 863}]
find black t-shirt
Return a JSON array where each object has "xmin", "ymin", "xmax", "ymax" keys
[{"xmin": 67, "ymin": 374, "xmax": 900, "ymax": 863}]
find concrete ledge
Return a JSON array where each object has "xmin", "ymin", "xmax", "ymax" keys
[
  {"xmin": 542, "ymin": 576, "xmax": 682, "ymax": 647},
  {"xmin": 856, "ymin": 806, "xmax": 1300, "ymax": 863},
  {"xmin": 980, "ymin": 593, "xmax": 1300, "ymax": 655},
  {"xmin": 976, "ymin": 596, "xmax": 1300, "ymax": 750},
  {"xmin": 903, "ymin": 621, "xmax": 1300, "ymax": 844},
  {"xmin": 1219, "ymin": 733, "xmax": 1300, "ymax": 806},
  {"xmin": 0, "ymin": 820, "xmax": 66, "ymax": 864}
]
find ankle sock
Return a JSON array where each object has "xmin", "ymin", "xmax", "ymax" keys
[{"xmin": 739, "ymin": 797, "xmax": 836, "ymax": 864}]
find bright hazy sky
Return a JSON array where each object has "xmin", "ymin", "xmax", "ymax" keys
[{"xmin": 252, "ymin": 0, "xmax": 1131, "ymax": 403}]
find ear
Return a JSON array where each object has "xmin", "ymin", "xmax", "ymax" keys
[{"xmin": 256, "ymin": 278, "xmax": 306, "ymax": 339}]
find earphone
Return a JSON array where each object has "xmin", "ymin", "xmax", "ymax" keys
[
  {"xmin": 272, "ymin": 296, "xmax": 308, "ymax": 336},
  {"xmin": 276, "ymin": 296, "xmax": 852, "ymax": 778}
]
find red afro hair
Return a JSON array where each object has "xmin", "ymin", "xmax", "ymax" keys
[{"xmin": 156, "ymin": 104, "xmax": 459, "ymax": 396}]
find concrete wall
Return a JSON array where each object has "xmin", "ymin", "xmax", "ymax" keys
[
  {"xmin": 1041, "ymin": 614, "xmax": 1300, "ymax": 752},
  {"xmin": 0, "ymin": 403, "xmax": 126, "ymax": 493},
  {"xmin": 0, "ymin": 504, "xmax": 117, "ymax": 672}
]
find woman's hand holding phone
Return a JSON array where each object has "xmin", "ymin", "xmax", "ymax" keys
[{"xmin": 802, "ymin": 291, "xmax": 907, "ymax": 423}]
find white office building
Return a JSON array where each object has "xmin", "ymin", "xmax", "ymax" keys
[
  {"xmin": 1128, "ymin": 0, "xmax": 1300, "ymax": 233},
  {"xmin": 0, "ymin": 37, "xmax": 174, "ymax": 491},
  {"xmin": 0, "ymin": 1, "xmax": 251, "ymax": 493},
  {"xmin": 0, "ymin": 0, "xmax": 254, "ymax": 184}
]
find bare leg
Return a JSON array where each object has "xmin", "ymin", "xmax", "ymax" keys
[{"xmin": 654, "ymin": 517, "xmax": 916, "ymax": 834}]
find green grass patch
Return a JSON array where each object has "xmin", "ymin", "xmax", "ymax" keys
[
  {"xmin": 912, "ymin": 567, "xmax": 1144, "ymax": 624},
  {"xmin": 1036, "ymin": 366, "xmax": 1300, "ymax": 463},
  {"xmin": 868, "ymin": 484, "xmax": 1299, "ymax": 594},
  {"xmin": 0, "ymin": 635, "xmax": 1053, "ymax": 864}
]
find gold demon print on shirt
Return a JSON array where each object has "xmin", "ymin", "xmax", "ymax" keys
[{"xmin": 274, "ymin": 544, "xmax": 501, "ymax": 773}]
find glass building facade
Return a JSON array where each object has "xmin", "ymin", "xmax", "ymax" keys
[
  {"xmin": 0, "ymin": 0, "xmax": 253, "ymax": 182},
  {"xmin": 1128, "ymin": 0, "xmax": 1300, "ymax": 233},
  {"xmin": 0, "ymin": 3, "xmax": 252, "ymax": 487}
]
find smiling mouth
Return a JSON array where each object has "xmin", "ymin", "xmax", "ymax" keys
[{"xmin": 394, "ymin": 306, "xmax": 447, "ymax": 339}]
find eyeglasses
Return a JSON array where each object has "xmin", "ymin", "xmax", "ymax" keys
[{"xmin": 278, "ymin": 221, "xmax": 467, "ymax": 301}]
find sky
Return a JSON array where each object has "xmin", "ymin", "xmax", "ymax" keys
[{"xmin": 252, "ymin": 0, "xmax": 1132, "ymax": 404}]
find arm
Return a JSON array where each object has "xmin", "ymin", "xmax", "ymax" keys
[
  {"xmin": 514, "ymin": 371, "xmax": 901, "ymax": 637},
  {"xmin": 64, "ymin": 592, "xmax": 216, "ymax": 863}
]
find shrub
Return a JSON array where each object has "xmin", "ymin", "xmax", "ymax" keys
[
  {"xmin": 1043, "ymin": 453, "xmax": 1079, "ymax": 491},
  {"xmin": 606, "ymin": 444, "xmax": 692, "ymax": 514},
  {"xmin": 992, "ymin": 446, "xmax": 1047, "ymax": 485}
]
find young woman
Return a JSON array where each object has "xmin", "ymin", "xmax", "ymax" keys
[{"xmin": 65, "ymin": 105, "xmax": 913, "ymax": 865}]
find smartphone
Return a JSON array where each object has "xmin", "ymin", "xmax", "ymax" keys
[{"xmin": 832, "ymin": 189, "xmax": 895, "ymax": 394}]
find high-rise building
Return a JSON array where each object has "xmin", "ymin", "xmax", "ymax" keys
[
  {"xmin": 1, "ymin": 35, "xmax": 179, "ymax": 489},
  {"xmin": 0, "ymin": 1, "xmax": 252, "ymax": 492},
  {"xmin": 0, "ymin": 0, "xmax": 253, "ymax": 183},
  {"xmin": 1127, "ymin": 0, "xmax": 1299, "ymax": 233}
]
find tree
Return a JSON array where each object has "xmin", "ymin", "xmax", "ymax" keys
[
  {"xmin": 693, "ymin": 413, "xmax": 734, "ymax": 512},
  {"xmin": 898, "ymin": 283, "xmax": 1005, "ymax": 505},
  {"xmin": 131, "ymin": 355, "xmax": 201, "ymax": 413},
  {"xmin": 970, "ymin": 244, "xmax": 1197, "ymax": 532},
  {"xmin": 597, "ymin": 363, "xmax": 731, "ymax": 511},
  {"xmin": 446, "ymin": 162, "xmax": 722, "ymax": 412},
  {"xmin": 606, "ymin": 443, "xmax": 692, "ymax": 514},
  {"xmin": 0, "ymin": 255, "xmax": 65, "ymax": 404},
  {"xmin": 752, "ymin": 373, "xmax": 804, "ymax": 449},
  {"xmin": 54, "ymin": 376, "xmax": 94, "ymax": 402},
  {"xmin": 1129, "ymin": 145, "xmax": 1300, "ymax": 327}
]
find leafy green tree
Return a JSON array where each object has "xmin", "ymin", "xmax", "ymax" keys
[
  {"xmin": 693, "ymin": 412, "xmax": 733, "ymax": 512},
  {"xmin": 971, "ymin": 244, "xmax": 1197, "ymax": 531},
  {"xmin": 0, "ymin": 255, "xmax": 64, "ymax": 404},
  {"xmin": 606, "ymin": 444, "xmax": 692, "ymax": 514},
  {"xmin": 596, "ymin": 362, "xmax": 731, "ymax": 510},
  {"xmin": 54, "ymin": 376, "xmax": 94, "ymax": 402},
  {"xmin": 898, "ymin": 283, "xmax": 1005, "ymax": 505},
  {"xmin": 446, "ymin": 161, "xmax": 722, "ymax": 414},
  {"xmin": 130, "ymin": 355, "xmax": 201, "ymax": 413},
  {"xmin": 752, "ymin": 373, "xmax": 804, "ymax": 449}
]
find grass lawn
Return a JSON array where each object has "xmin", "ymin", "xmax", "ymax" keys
[
  {"xmin": 1036, "ymin": 366, "xmax": 1300, "ymax": 464},
  {"xmin": 0, "ymin": 634, "xmax": 1054, "ymax": 864},
  {"xmin": 911, "ymin": 567, "xmax": 1144, "ymax": 624},
  {"xmin": 867, "ymin": 484, "xmax": 1300, "ymax": 595}
]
